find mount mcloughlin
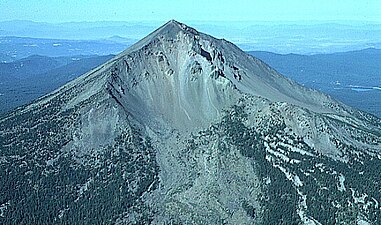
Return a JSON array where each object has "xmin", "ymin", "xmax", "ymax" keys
[{"xmin": 1, "ymin": 20, "xmax": 380, "ymax": 224}]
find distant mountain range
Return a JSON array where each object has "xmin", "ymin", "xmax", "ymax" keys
[
  {"xmin": 0, "ymin": 20, "xmax": 156, "ymax": 40},
  {"xmin": 1, "ymin": 20, "xmax": 381, "ymax": 54},
  {"xmin": 0, "ymin": 36, "xmax": 129, "ymax": 62},
  {"xmin": 249, "ymin": 48, "xmax": 381, "ymax": 118}
]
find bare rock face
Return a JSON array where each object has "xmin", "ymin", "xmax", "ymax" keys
[{"xmin": 1, "ymin": 20, "xmax": 380, "ymax": 225}]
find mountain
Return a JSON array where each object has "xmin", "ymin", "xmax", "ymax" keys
[
  {"xmin": 248, "ymin": 49, "xmax": 381, "ymax": 118},
  {"xmin": 1, "ymin": 20, "xmax": 380, "ymax": 224},
  {"xmin": 105, "ymin": 35, "xmax": 133, "ymax": 44},
  {"xmin": 0, "ymin": 54, "xmax": 114, "ymax": 114}
]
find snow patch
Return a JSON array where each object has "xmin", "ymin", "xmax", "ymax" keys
[
  {"xmin": 274, "ymin": 164, "xmax": 303, "ymax": 187},
  {"xmin": 357, "ymin": 218, "xmax": 371, "ymax": 225},
  {"xmin": 267, "ymin": 147, "xmax": 290, "ymax": 162},
  {"xmin": 279, "ymin": 142, "xmax": 315, "ymax": 157},
  {"xmin": 351, "ymin": 188, "xmax": 367, "ymax": 204},
  {"xmin": 74, "ymin": 178, "xmax": 93, "ymax": 202},
  {"xmin": 58, "ymin": 208, "xmax": 69, "ymax": 219},
  {"xmin": 23, "ymin": 44, "xmax": 38, "ymax": 47},
  {"xmin": 0, "ymin": 201, "xmax": 10, "ymax": 217},
  {"xmin": 372, "ymin": 197, "xmax": 379, "ymax": 208},
  {"xmin": 296, "ymin": 190, "xmax": 322, "ymax": 225},
  {"xmin": 337, "ymin": 174, "xmax": 346, "ymax": 192}
]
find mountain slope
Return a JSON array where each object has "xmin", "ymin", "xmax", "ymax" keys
[
  {"xmin": 249, "ymin": 49, "xmax": 381, "ymax": 117},
  {"xmin": 0, "ymin": 20, "xmax": 380, "ymax": 225}
]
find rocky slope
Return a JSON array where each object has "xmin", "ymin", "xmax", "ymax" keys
[{"xmin": 0, "ymin": 20, "xmax": 380, "ymax": 224}]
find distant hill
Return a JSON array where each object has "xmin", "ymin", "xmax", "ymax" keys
[
  {"xmin": 0, "ymin": 36, "xmax": 130, "ymax": 62},
  {"xmin": 0, "ymin": 55, "xmax": 76, "ymax": 80},
  {"xmin": 0, "ymin": 54, "xmax": 114, "ymax": 114},
  {"xmin": 249, "ymin": 48, "xmax": 381, "ymax": 118}
]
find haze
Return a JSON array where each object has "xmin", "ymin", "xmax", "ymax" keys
[{"xmin": 1, "ymin": 0, "xmax": 381, "ymax": 23}]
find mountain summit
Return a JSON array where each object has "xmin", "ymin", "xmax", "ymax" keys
[{"xmin": 1, "ymin": 20, "xmax": 380, "ymax": 224}]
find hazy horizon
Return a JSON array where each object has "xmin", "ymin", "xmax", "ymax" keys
[
  {"xmin": 1, "ymin": 1, "xmax": 380, "ymax": 54},
  {"xmin": 2, "ymin": 18, "xmax": 381, "ymax": 25}
]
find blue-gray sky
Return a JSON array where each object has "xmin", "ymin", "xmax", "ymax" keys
[{"xmin": 1, "ymin": 0, "xmax": 380, "ymax": 23}]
